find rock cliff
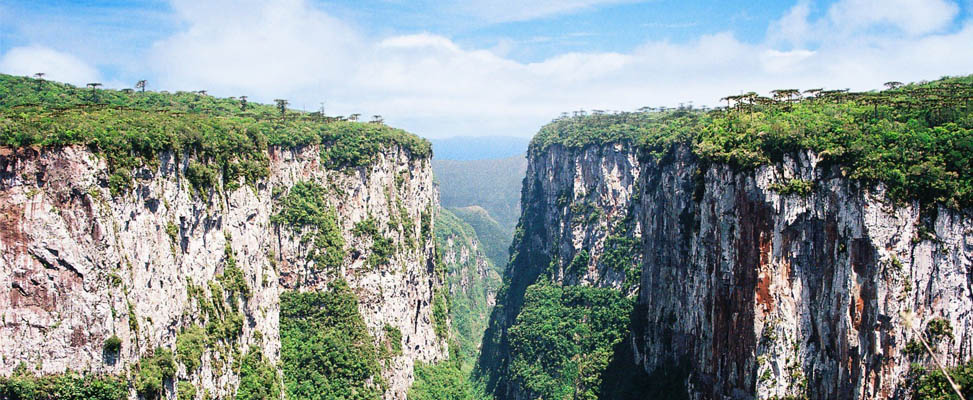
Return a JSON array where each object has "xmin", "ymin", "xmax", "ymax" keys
[
  {"xmin": 479, "ymin": 140, "xmax": 973, "ymax": 399},
  {"xmin": 0, "ymin": 143, "xmax": 447, "ymax": 399},
  {"xmin": 436, "ymin": 207, "xmax": 502, "ymax": 359}
]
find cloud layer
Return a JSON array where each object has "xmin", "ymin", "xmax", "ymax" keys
[
  {"xmin": 0, "ymin": 46, "xmax": 100, "ymax": 85},
  {"xmin": 4, "ymin": 0, "xmax": 973, "ymax": 138}
]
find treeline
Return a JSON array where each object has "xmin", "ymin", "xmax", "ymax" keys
[
  {"xmin": 0, "ymin": 74, "xmax": 431, "ymax": 195},
  {"xmin": 530, "ymin": 75, "xmax": 973, "ymax": 209}
]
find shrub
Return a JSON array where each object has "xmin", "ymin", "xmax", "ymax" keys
[
  {"xmin": 567, "ymin": 250, "xmax": 591, "ymax": 275},
  {"xmin": 408, "ymin": 358, "xmax": 485, "ymax": 400},
  {"xmin": 176, "ymin": 326, "xmax": 207, "ymax": 372},
  {"xmin": 506, "ymin": 280, "xmax": 633, "ymax": 400},
  {"xmin": 272, "ymin": 183, "xmax": 346, "ymax": 270},
  {"xmin": 432, "ymin": 291, "xmax": 450, "ymax": 340},
  {"xmin": 177, "ymin": 381, "xmax": 197, "ymax": 400},
  {"xmin": 0, "ymin": 369, "xmax": 127, "ymax": 400},
  {"xmin": 236, "ymin": 346, "xmax": 282, "ymax": 400},
  {"xmin": 136, "ymin": 347, "xmax": 177, "ymax": 398},
  {"xmin": 915, "ymin": 360, "xmax": 973, "ymax": 399},
  {"xmin": 383, "ymin": 324, "xmax": 403, "ymax": 357},
  {"xmin": 103, "ymin": 335, "xmax": 122, "ymax": 355},
  {"xmin": 769, "ymin": 179, "xmax": 815, "ymax": 197},
  {"xmin": 927, "ymin": 318, "xmax": 954, "ymax": 342},
  {"xmin": 280, "ymin": 280, "xmax": 384, "ymax": 400},
  {"xmin": 166, "ymin": 222, "xmax": 179, "ymax": 243}
]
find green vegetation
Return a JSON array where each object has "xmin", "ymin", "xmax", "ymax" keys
[
  {"xmin": 353, "ymin": 217, "xmax": 395, "ymax": 269},
  {"xmin": 272, "ymin": 182, "xmax": 346, "ymax": 270},
  {"xmin": 136, "ymin": 347, "xmax": 177, "ymax": 398},
  {"xmin": 103, "ymin": 335, "xmax": 122, "ymax": 355},
  {"xmin": 601, "ymin": 234, "xmax": 640, "ymax": 292},
  {"xmin": 408, "ymin": 346, "xmax": 490, "ymax": 400},
  {"xmin": 353, "ymin": 218, "xmax": 379, "ymax": 237},
  {"xmin": 570, "ymin": 201, "xmax": 602, "ymax": 226},
  {"xmin": 383, "ymin": 324, "xmax": 403, "ymax": 357},
  {"xmin": 166, "ymin": 222, "xmax": 180, "ymax": 243},
  {"xmin": 769, "ymin": 178, "xmax": 815, "ymax": 197},
  {"xmin": 280, "ymin": 279, "xmax": 384, "ymax": 400},
  {"xmin": 435, "ymin": 208, "xmax": 503, "ymax": 363},
  {"xmin": 0, "ymin": 74, "xmax": 430, "ymax": 196},
  {"xmin": 432, "ymin": 290, "xmax": 450, "ymax": 340},
  {"xmin": 0, "ymin": 366, "xmax": 127, "ymax": 400},
  {"xmin": 914, "ymin": 361, "xmax": 973, "ymax": 399},
  {"xmin": 432, "ymin": 156, "xmax": 527, "ymax": 236},
  {"xmin": 927, "ymin": 318, "xmax": 954, "ymax": 342},
  {"xmin": 177, "ymin": 381, "xmax": 197, "ymax": 400},
  {"xmin": 567, "ymin": 250, "xmax": 590, "ymax": 275},
  {"xmin": 530, "ymin": 76, "xmax": 973, "ymax": 209},
  {"xmin": 448, "ymin": 206, "xmax": 511, "ymax": 269},
  {"xmin": 506, "ymin": 280, "xmax": 633, "ymax": 400},
  {"xmin": 176, "ymin": 326, "xmax": 208, "ymax": 372},
  {"xmin": 236, "ymin": 346, "xmax": 282, "ymax": 400}
]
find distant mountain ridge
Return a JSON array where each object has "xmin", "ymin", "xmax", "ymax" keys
[
  {"xmin": 430, "ymin": 136, "xmax": 530, "ymax": 160},
  {"xmin": 432, "ymin": 155, "xmax": 527, "ymax": 234}
]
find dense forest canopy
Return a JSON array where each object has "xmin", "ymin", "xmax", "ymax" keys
[
  {"xmin": 530, "ymin": 76, "xmax": 973, "ymax": 209},
  {"xmin": 0, "ymin": 74, "xmax": 432, "ymax": 194}
]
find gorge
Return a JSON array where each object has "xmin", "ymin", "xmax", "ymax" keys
[{"xmin": 2, "ymin": 73, "xmax": 973, "ymax": 400}]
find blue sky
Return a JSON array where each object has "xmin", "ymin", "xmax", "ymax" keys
[{"xmin": 2, "ymin": 0, "xmax": 973, "ymax": 138}]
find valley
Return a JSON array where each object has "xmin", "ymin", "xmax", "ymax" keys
[{"xmin": 1, "ymin": 73, "xmax": 973, "ymax": 400}]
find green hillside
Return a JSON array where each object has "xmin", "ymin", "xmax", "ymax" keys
[
  {"xmin": 432, "ymin": 155, "xmax": 527, "ymax": 234},
  {"xmin": 449, "ymin": 206, "xmax": 510, "ymax": 269},
  {"xmin": 408, "ymin": 208, "xmax": 500, "ymax": 400}
]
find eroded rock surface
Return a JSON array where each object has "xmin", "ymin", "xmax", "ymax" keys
[{"xmin": 0, "ymin": 145, "xmax": 446, "ymax": 399}]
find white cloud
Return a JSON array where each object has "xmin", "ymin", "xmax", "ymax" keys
[
  {"xmin": 826, "ymin": 0, "xmax": 959, "ymax": 36},
  {"xmin": 0, "ymin": 46, "xmax": 101, "ymax": 85},
  {"xmin": 452, "ymin": 0, "xmax": 644, "ymax": 23},
  {"xmin": 141, "ymin": 0, "xmax": 973, "ymax": 138},
  {"xmin": 150, "ymin": 0, "xmax": 364, "ymax": 97},
  {"xmin": 770, "ymin": 0, "xmax": 961, "ymax": 47},
  {"xmin": 0, "ymin": 0, "xmax": 959, "ymax": 139}
]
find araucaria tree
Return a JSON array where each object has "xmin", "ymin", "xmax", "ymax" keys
[
  {"xmin": 86, "ymin": 82, "xmax": 103, "ymax": 102},
  {"xmin": 274, "ymin": 99, "xmax": 288, "ymax": 117}
]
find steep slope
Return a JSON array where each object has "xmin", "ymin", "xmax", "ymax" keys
[
  {"xmin": 448, "ymin": 206, "xmax": 510, "ymax": 270},
  {"xmin": 432, "ymin": 155, "xmax": 527, "ymax": 234},
  {"xmin": 479, "ymin": 77, "xmax": 973, "ymax": 399},
  {"xmin": 0, "ymin": 75, "xmax": 447, "ymax": 400},
  {"xmin": 436, "ymin": 207, "xmax": 503, "ymax": 361}
]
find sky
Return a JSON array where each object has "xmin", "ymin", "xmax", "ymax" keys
[{"xmin": 2, "ymin": 0, "xmax": 973, "ymax": 139}]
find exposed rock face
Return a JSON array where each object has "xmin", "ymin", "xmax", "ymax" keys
[
  {"xmin": 436, "ymin": 208, "xmax": 501, "ymax": 356},
  {"xmin": 0, "ymin": 144, "xmax": 447, "ymax": 399},
  {"xmin": 481, "ymin": 142, "xmax": 973, "ymax": 399}
]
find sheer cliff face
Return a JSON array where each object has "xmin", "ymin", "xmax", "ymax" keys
[
  {"xmin": 483, "ymin": 142, "xmax": 973, "ymax": 399},
  {"xmin": 436, "ymin": 208, "xmax": 502, "ymax": 357},
  {"xmin": 0, "ymin": 145, "xmax": 446, "ymax": 399}
]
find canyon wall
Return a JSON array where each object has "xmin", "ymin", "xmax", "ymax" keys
[
  {"xmin": 480, "ymin": 141, "xmax": 973, "ymax": 399},
  {"xmin": 0, "ymin": 144, "xmax": 447, "ymax": 399}
]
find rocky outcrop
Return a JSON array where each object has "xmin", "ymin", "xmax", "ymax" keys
[
  {"xmin": 0, "ymin": 144, "xmax": 447, "ymax": 399},
  {"xmin": 480, "ymin": 141, "xmax": 973, "ymax": 399}
]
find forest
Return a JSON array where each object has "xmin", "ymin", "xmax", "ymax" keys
[{"xmin": 532, "ymin": 76, "xmax": 973, "ymax": 209}]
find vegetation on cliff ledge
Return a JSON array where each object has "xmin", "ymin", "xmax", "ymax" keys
[
  {"xmin": 0, "ymin": 74, "xmax": 431, "ymax": 194},
  {"xmin": 506, "ymin": 280, "xmax": 633, "ymax": 400},
  {"xmin": 0, "ymin": 365, "xmax": 127, "ymax": 400},
  {"xmin": 530, "ymin": 76, "xmax": 973, "ymax": 209},
  {"xmin": 272, "ymin": 182, "xmax": 346, "ymax": 271},
  {"xmin": 280, "ymin": 279, "xmax": 385, "ymax": 400}
]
